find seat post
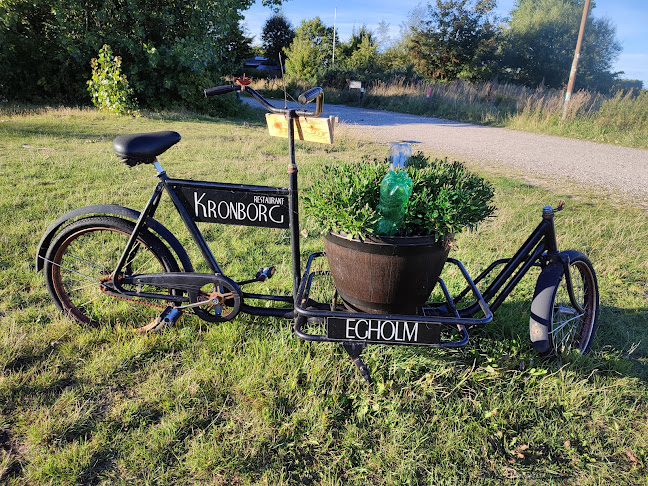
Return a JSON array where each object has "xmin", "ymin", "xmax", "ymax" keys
[{"xmin": 154, "ymin": 160, "xmax": 165, "ymax": 175}]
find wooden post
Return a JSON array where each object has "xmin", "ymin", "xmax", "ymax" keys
[{"xmin": 562, "ymin": 0, "xmax": 591, "ymax": 120}]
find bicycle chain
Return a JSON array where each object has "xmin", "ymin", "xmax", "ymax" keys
[{"xmin": 99, "ymin": 277, "xmax": 211, "ymax": 312}]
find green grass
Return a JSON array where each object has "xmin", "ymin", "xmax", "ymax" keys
[{"xmin": 1, "ymin": 106, "xmax": 647, "ymax": 485}]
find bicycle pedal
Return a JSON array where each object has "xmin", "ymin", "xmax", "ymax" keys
[
  {"xmin": 255, "ymin": 266, "xmax": 276, "ymax": 281},
  {"xmin": 136, "ymin": 306, "xmax": 183, "ymax": 333}
]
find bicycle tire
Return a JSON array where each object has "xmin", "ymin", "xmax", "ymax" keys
[
  {"xmin": 529, "ymin": 250, "xmax": 600, "ymax": 357},
  {"xmin": 43, "ymin": 216, "xmax": 180, "ymax": 327}
]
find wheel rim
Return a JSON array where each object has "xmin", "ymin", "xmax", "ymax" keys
[
  {"xmin": 50, "ymin": 226, "xmax": 171, "ymax": 326},
  {"xmin": 550, "ymin": 260, "xmax": 597, "ymax": 355}
]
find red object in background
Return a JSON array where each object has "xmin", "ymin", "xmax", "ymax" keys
[{"xmin": 235, "ymin": 76, "xmax": 252, "ymax": 86}]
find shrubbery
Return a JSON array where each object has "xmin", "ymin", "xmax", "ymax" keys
[
  {"xmin": 87, "ymin": 45, "xmax": 139, "ymax": 116},
  {"xmin": 0, "ymin": 0, "xmax": 264, "ymax": 113},
  {"xmin": 304, "ymin": 153, "xmax": 495, "ymax": 240}
]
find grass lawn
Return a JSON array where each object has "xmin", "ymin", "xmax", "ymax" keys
[{"xmin": 1, "ymin": 105, "xmax": 647, "ymax": 485}]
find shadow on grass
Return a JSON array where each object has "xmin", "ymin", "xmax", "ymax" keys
[{"xmin": 368, "ymin": 299, "xmax": 648, "ymax": 384}]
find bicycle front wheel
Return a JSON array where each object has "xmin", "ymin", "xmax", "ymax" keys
[
  {"xmin": 43, "ymin": 216, "xmax": 180, "ymax": 327},
  {"xmin": 530, "ymin": 251, "xmax": 599, "ymax": 357}
]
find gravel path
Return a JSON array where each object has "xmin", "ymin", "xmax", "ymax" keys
[{"xmin": 243, "ymin": 97, "xmax": 648, "ymax": 201}]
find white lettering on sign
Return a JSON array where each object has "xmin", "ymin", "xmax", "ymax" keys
[
  {"xmin": 344, "ymin": 318, "xmax": 419, "ymax": 342},
  {"xmin": 253, "ymin": 195, "xmax": 285, "ymax": 205},
  {"xmin": 193, "ymin": 191, "xmax": 285, "ymax": 225}
]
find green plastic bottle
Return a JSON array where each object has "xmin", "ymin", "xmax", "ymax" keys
[{"xmin": 374, "ymin": 170, "xmax": 413, "ymax": 236}]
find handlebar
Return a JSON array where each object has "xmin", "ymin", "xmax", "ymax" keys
[
  {"xmin": 204, "ymin": 85, "xmax": 241, "ymax": 97},
  {"xmin": 298, "ymin": 87, "xmax": 323, "ymax": 106},
  {"xmin": 204, "ymin": 83, "xmax": 323, "ymax": 117}
]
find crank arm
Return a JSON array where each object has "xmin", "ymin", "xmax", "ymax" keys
[{"xmin": 176, "ymin": 297, "xmax": 227, "ymax": 310}]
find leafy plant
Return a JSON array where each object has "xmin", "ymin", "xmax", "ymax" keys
[
  {"xmin": 304, "ymin": 153, "xmax": 495, "ymax": 239},
  {"xmin": 87, "ymin": 45, "xmax": 139, "ymax": 116}
]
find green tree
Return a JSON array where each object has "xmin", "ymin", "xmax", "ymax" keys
[
  {"xmin": 0, "ymin": 0, "xmax": 278, "ymax": 108},
  {"xmin": 262, "ymin": 13, "xmax": 295, "ymax": 65},
  {"xmin": 284, "ymin": 17, "xmax": 336, "ymax": 82},
  {"xmin": 500, "ymin": 0, "xmax": 621, "ymax": 92},
  {"xmin": 339, "ymin": 26, "xmax": 379, "ymax": 71},
  {"xmin": 406, "ymin": 0, "xmax": 501, "ymax": 81},
  {"xmin": 378, "ymin": 9, "xmax": 425, "ymax": 71}
]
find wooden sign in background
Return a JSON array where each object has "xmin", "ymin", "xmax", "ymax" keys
[{"xmin": 266, "ymin": 114, "xmax": 337, "ymax": 144}]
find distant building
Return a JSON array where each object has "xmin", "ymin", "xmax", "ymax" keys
[{"xmin": 243, "ymin": 57, "xmax": 282, "ymax": 76}]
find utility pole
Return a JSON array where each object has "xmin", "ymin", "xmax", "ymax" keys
[
  {"xmin": 562, "ymin": 0, "xmax": 591, "ymax": 120},
  {"xmin": 332, "ymin": 8, "xmax": 337, "ymax": 69}
]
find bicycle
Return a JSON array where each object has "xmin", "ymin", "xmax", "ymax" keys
[{"xmin": 37, "ymin": 79, "xmax": 600, "ymax": 384}]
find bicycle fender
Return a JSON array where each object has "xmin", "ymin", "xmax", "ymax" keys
[
  {"xmin": 35, "ymin": 204, "xmax": 194, "ymax": 273},
  {"xmin": 529, "ymin": 250, "xmax": 581, "ymax": 355}
]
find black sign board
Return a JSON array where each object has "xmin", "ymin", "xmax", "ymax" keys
[
  {"xmin": 175, "ymin": 185, "xmax": 290, "ymax": 229},
  {"xmin": 327, "ymin": 317, "xmax": 441, "ymax": 345}
]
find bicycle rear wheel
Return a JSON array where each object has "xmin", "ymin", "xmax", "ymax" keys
[
  {"xmin": 43, "ymin": 216, "xmax": 180, "ymax": 327},
  {"xmin": 530, "ymin": 251, "xmax": 599, "ymax": 357}
]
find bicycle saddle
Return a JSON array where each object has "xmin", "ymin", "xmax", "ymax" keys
[{"xmin": 113, "ymin": 131, "xmax": 181, "ymax": 167}]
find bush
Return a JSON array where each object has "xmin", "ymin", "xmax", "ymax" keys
[
  {"xmin": 304, "ymin": 153, "xmax": 495, "ymax": 240},
  {"xmin": 87, "ymin": 45, "xmax": 139, "ymax": 116},
  {"xmin": 318, "ymin": 68, "xmax": 421, "ymax": 90}
]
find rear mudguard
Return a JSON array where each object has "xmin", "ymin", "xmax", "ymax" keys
[{"xmin": 35, "ymin": 204, "xmax": 194, "ymax": 273}]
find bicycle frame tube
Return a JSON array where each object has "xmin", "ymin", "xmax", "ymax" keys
[
  {"xmin": 455, "ymin": 216, "xmax": 558, "ymax": 317},
  {"xmin": 112, "ymin": 181, "xmax": 165, "ymax": 282},
  {"xmin": 160, "ymin": 173, "xmax": 223, "ymax": 275},
  {"xmin": 287, "ymin": 110, "xmax": 301, "ymax": 303}
]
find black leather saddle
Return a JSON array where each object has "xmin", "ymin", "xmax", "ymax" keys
[{"xmin": 113, "ymin": 131, "xmax": 181, "ymax": 167}]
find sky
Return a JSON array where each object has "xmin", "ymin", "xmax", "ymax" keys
[{"xmin": 242, "ymin": 0, "xmax": 648, "ymax": 86}]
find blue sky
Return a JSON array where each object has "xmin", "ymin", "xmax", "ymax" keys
[{"xmin": 243, "ymin": 0, "xmax": 648, "ymax": 85}]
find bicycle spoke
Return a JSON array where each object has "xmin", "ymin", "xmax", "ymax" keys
[
  {"xmin": 46, "ymin": 218, "xmax": 177, "ymax": 327},
  {"xmin": 43, "ymin": 256, "xmax": 105, "ymax": 285},
  {"xmin": 63, "ymin": 252, "xmax": 107, "ymax": 273},
  {"xmin": 550, "ymin": 312, "xmax": 585, "ymax": 334},
  {"xmin": 70, "ymin": 282, "xmax": 101, "ymax": 293}
]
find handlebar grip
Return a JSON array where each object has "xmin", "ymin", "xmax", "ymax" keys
[
  {"xmin": 298, "ymin": 87, "xmax": 323, "ymax": 105},
  {"xmin": 204, "ymin": 85, "xmax": 241, "ymax": 97}
]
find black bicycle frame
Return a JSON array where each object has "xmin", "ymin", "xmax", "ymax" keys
[
  {"xmin": 292, "ymin": 207, "xmax": 564, "ymax": 348},
  {"xmin": 109, "ymin": 156, "xmax": 301, "ymax": 318},
  {"xmin": 452, "ymin": 208, "xmax": 561, "ymax": 319}
]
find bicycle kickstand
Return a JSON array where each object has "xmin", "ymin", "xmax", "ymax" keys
[
  {"xmin": 136, "ymin": 306, "xmax": 183, "ymax": 333},
  {"xmin": 343, "ymin": 342, "xmax": 373, "ymax": 386}
]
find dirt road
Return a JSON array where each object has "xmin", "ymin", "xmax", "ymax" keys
[{"xmin": 243, "ymin": 96, "xmax": 648, "ymax": 201}]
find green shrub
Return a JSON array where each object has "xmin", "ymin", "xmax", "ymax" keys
[
  {"xmin": 304, "ymin": 153, "xmax": 495, "ymax": 240},
  {"xmin": 87, "ymin": 45, "xmax": 139, "ymax": 116}
]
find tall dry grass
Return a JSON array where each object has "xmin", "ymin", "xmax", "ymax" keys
[
  {"xmin": 368, "ymin": 79, "xmax": 648, "ymax": 148},
  {"xmin": 248, "ymin": 76, "xmax": 648, "ymax": 148}
]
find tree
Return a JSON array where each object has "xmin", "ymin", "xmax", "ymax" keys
[
  {"xmin": 339, "ymin": 26, "xmax": 379, "ymax": 71},
  {"xmin": 378, "ymin": 9, "xmax": 425, "ymax": 71},
  {"xmin": 284, "ymin": 17, "xmax": 336, "ymax": 82},
  {"xmin": 406, "ymin": 0, "xmax": 501, "ymax": 82},
  {"xmin": 375, "ymin": 21, "xmax": 393, "ymax": 51},
  {"xmin": 500, "ymin": 0, "xmax": 621, "ymax": 92},
  {"xmin": 0, "ymin": 0, "xmax": 279, "ymax": 108},
  {"xmin": 261, "ymin": 13, "xmax": 295, "ymax": 65}
]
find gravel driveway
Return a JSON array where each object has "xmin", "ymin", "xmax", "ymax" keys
[{"xmin": 242, "ymin": 96, "xmax": 648, "ymax": 202}]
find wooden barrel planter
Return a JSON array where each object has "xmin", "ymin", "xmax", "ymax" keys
[{"xmin": 324, "ymin": 232, "xmax": 450, "ymax": 315}]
